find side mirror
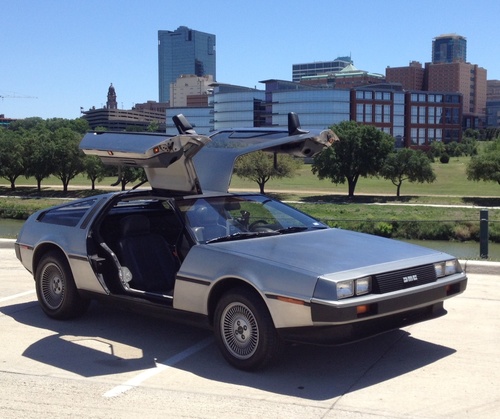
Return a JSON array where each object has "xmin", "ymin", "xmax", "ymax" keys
[
  {"xmin": 172, "ymin": 114, "xmax": 197, "ymax": 135},
  {"xmin": 288, "ymin": 112, "xmax": 308, "ymax": 136}
]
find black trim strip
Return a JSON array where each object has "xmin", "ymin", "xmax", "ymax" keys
[
  {"xmin": 68, "ymin": 254, "xmax": 89, "ymax": 262},
  {"xmin": 176, "ymin": 275, "xmax": 211, "ymax": 286}
]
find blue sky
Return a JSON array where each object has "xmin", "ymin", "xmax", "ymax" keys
[{"xmin": 1, "ymin": 0, "xmax": 499, "ymax": 120}]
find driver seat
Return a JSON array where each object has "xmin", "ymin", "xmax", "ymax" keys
[
  {"xmin": 117, "ymin": 215, "xmax": 177, "ymax": 293},
  {"xmin": 187, "ymin": 205, "xmax": 227, "ymax": 242}
]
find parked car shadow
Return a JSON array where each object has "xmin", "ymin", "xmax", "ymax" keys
[{"xmin": 1, "ymin": 300, "xmax": 455, "ymax": 401}]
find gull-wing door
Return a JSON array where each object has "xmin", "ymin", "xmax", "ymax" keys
[
  {"xmin": 80, "ymin": 117, "xmax": 210, "ymax": 194},
  {"xmin": 195, "ymin": 112, "xmax": 338, "ymax": 192}
]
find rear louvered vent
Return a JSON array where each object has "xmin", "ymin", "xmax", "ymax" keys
[{"xmin": 373, "ymin": 264, "xmax": 436, "ymax": 294}]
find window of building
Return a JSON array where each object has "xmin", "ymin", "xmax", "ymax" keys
[
  {"xmin": 411, "ymin": 128, "xmax": 418, "ymax": 145},
  {"xmin": 394, "ymin": 104, "xmax": 404, "ymax": 115},
  {"xmin": 419, "ymin": 106, "xmax": 426, "ymax": 124},
  {"xmin": 411, "ymin": 106, "xmax": 418, "ymax": 123},
  {"xmin": 375, "ymin": 104, "xmax": 382, "ymax": 122},
  {"xmin": 383, "ymin": 104, "xmax": 391, "ymax": 122},
  {"xmin": 394, "ymin": 115, "xmax": 404, "ymax": 126},
  {"xmin": 356, "ymin": 104, "xmax": 364, "ymax": 122},
  {"xmin": 365, "ymin": 104, "xmax": 372, "ymax": 122},
  {"xmin": 428, "ymin": 107, "xmax": 435, "ymax": 124},
  {"xmin": 394, "ymin": 93, "xmax": 404, "ymax": 104}
]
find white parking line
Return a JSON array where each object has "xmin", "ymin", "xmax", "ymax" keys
[
  {"xmin": 103, "ymin": 336, "xmax": 213, "ymax": 398},
  {"xmin": 0, "ymin": 289, "xmax": 35, "ymax": 303}
]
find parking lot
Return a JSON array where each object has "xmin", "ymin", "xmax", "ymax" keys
[{"xmin": 1, "ymin": 241, "xmax": 498, "ymax": 418}]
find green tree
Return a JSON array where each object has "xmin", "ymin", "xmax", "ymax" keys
[
  {"xmin": 460, "ymin": 136, "xmax": 478, "ymax": 157},
  {"xmin": 380, "ymin": 148, "xmax": 436, "ymax": 197},
  {"xmin": 119, "ymin": 167, "xmax": 146, "ymax": 191},
  {"xmin": 51, "ymin": 128, "xmax": 86, "ymax": 192},
  {"xmin": 83, "ymin": 155, "xmax": 107, "ymax": 190},
  {"xmin": 429, "ymin": 141, "xmax": 446, "ymax": 160},
  {"xmin": 25, "ymin": 128, "xmax": 56, "ymax": 193},
  {"xmin": 8, "ymin": 117, "xmax": 45, "ymax": 131},
  {"xmin": 466, "ymin": 139, "xmax": 500, "ymax": 185},
  {"xmin": 233, "ymin": 151, "xmax": 302, "ymax": 193},
  {"xmin": 0, "ymin": 130, "xmax": 26, "ymax": 190},
  {"xmin": 147, "ymin": 121, "xmax": 160, "ymax": 132},
  {"xmin": 312, "ymin": 121, "xmax": 394, "ymax": 197}
]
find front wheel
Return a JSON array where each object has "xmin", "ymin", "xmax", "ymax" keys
[
  {"xmin": 35, "ymin": 250, "xmax": 90, "ymax": 320},
  {"xmin": 214, "ymin": 287, "xmax": 282, "ymax": 370}
]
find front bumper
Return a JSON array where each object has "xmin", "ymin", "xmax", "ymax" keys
[
  {"xmin": 278, "ymin": 274, "xmax": 467, "ymax": 345},
  {"xmin": 312, "ymin": 275, "xmax": 466, "ymax": 324},
  {"xmin": 278, "ymin": 301, "xmax": 447, "ymax": 345}
]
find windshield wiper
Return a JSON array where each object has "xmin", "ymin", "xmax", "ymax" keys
[
  {"xmin": 276, "ymin": 226, "xmax": 309, "ymax": 234},
  {"xmin": 206, "ymin": 231, "xmax": 279, "ymax": 244},
  {"xmin": 277, "ymin": 225, "xmax": 328, "ymax": 234}
]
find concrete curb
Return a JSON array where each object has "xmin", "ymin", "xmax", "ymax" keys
[
  {"xmin": 461, "ymin": 260, "xmax": 499, "ymax": 276},
  {"xmin": 0, "ymin": 239, "xmax": 16, "ymax": 249},
  {"xmin": 1, "ymin": 238, "xmax": 497, "ymax": 275}
]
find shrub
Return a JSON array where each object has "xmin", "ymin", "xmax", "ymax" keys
[
  {"xmin": 440, "ymin": 153, "xmax": 450, "ymax": 163},
  {"xmin": 373, "ymin": 222, "xmax": 393, "ymax": 237},
  {"xmin": 453, "ymin": 225, "xmax": 471, "ymax": 241},
  {"xmin": 488, "ymin": 222, "xmax": 500, "ymax": 243}
]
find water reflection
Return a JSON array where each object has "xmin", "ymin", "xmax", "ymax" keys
[
  {"xmin": 401, "ymin": 239, "xmax": 500, "ymax": 262},
  {"xmin": 0, "ymin": 219, "xmax": 25, "ymax": 239}
]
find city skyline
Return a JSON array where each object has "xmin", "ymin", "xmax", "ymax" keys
[
  {"xmin": 158, "ymin": 27, "xmax": 216, "ymax": 103},
  {"xmin": 1, "ymin": 0, "xmax": 499, "ymax": 120}
]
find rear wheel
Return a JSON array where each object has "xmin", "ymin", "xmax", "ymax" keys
[
  {"xmin": 35, "ymin": 251, "xmax": 90, "ymax": 319},
  {"xmin": 214, "ymin": 287, "xmax": 282, "ymax": 370}
]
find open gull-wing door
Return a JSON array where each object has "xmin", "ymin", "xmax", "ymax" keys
[
  {"xmin": 80, "ymin": 126, "xmax": 210, "ymax": 194},
  {"xmin": 195, "ymin": 112, "xmax": 338, "ymax": 193}
]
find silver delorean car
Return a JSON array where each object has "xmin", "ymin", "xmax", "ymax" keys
[{"xmin": 15, "ymin": 113, "xmax": 467, "ymax": 370}]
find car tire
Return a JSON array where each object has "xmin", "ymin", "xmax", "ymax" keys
[
  {"xmin": 214, "ymin": 287, "xmax": 282, "ymax": 370},
  {"xmin": 35, "ymin": 250, "xmax": 90, "ymax": 320}
]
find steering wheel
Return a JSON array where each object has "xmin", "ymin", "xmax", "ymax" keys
[{"xmin": 249, "ymin": 220, "xmax": 270, "ymax": 231}]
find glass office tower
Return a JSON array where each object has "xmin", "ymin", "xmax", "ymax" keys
[
  {"xmin": 432, "ymin": 34, "xmax": 467, "ymax": 64},
  {"xmin": 158, "ymin": 26, "xmax": 216, "ymax": 102}
]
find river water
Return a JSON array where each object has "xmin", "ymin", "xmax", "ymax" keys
[{"xmin": 1, "ymin": 218, "xmax": 499, "ymax": 261}]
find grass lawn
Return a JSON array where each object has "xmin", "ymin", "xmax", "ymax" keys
[
  {"xmin": 1, "ymin": 156, "xmax": 499, "ymax": 226},
  {"xmin": 230, "ymin": 156, "xmax": 500, "ymax": 199}
]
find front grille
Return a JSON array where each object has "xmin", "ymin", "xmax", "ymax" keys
[{"xmin": 373, "ymin": 264, "xmax": 436, "ymax": 294}]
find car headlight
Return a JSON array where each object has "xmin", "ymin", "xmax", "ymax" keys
[
  {"xmin": 355, "ymin": 276, "xmax": 372, "ymax": 295},
  {"xmin": 337, "ymin": 276, "xmax": 372, "ymax": 299},
  {"xmin": 434, "ymin": 259, "xmax": 461, "ymax": 278},
  {"xmin": 337, "ymin": 280, "xmax": 354, "ymax": 299}
]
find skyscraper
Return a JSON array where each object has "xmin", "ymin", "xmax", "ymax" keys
[
  {"xmin": 292, "ymin": 56, "xmax": 352, "ymax": 82},
  {"xmin": 158, "ymin": 26, "xmax": 216, "ymax": 103},
  {"xmin": 432, "ymin": 34, "xmax": 467, "ymax": 64}
]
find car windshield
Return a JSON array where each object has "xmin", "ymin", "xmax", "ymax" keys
[{"xmin": 178, "ymin": 194, "xmax": 327, "ymax": 244}]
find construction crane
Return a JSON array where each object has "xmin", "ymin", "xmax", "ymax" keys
[{"xmin": 0, "ymin": 92, "xmax": 38, "ymax": 100}]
